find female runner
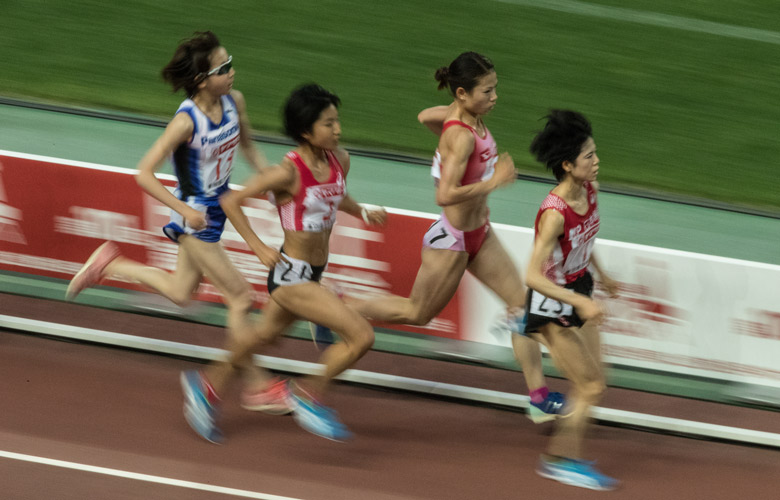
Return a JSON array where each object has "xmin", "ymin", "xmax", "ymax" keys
[
  {"xmin": 524, "ymin": 110, "xmax": 619, "ymax": 490},
  {"xmin": 66, "ymin": 31, "xmax": 271, "ymax": 404},
  {"xmin": 350, "ymin": 52, "xmax": 565, "ymax": 421},
  {"xmin": 180, "ymin": 83, "xmax": 386, "ymax": 443}
]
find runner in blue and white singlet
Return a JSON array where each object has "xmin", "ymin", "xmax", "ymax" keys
[
  {"xmin": 67, "ymin": 33, "xmax": 274, "ymax": 446},
  {"xmin": 164, "ymin": 94, "xmax": 241, "ymax": 243}
]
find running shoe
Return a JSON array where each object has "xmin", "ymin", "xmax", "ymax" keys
[
  {"xmin": 506, "ymin": 309, "xmax": 528, "ymax": 335},
  {"xmin": 536, "ymin": 456, "xmax": 619, "ymax": 491},
  {"xmin": 180, "ymin": 370, "xmax": 223, "ymax": 444},
  {"xmin": 289, "ymin": 382, "xmax": 352, "ymax": 442},
  {"xmin": 490, "ymin": 309, "xmax": 528, "ymax": 340},
  {"xmin": 528, "ymin": 391, "xmax": 567, "ymax": 424},
  {"xmin": 240, "ymin": 377, "xmax": 294, "ymax": 415},
  {"xmin": 308, "ymin": 322, "xmax": 335, "ymax": 351},
  {"xmin": 65, "ymin": 241, "xmax": 120, "ymax": 301}
]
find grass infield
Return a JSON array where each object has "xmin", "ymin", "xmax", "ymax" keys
[{"xmin": 3, "ymin": 0, "xmax": 779, "ymax": 211}]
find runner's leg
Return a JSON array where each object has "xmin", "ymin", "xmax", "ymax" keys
[
  {"xmin": 467, "ymin": 231, "xmax": 546, "ymax": 392},
  {"xmin": 349, "ymin": 247, "xmax": 468, "ymax": 326},
  {"xmin": 273, "ymin": 282, "xmax": 374, "ymax": 394},
  {"xmin": 537, "ymin": 322, "xmax": 605, "ymax": 459},
  {"xmin": 105, "ymin": 241, "xmax": 202, "ymax": 305}
]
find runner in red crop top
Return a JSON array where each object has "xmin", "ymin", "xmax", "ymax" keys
[
  {"xmin": 349, "ymin": 53, "xmax": 559, "ymax": 422},
  {"xmin": 431, "ymin": 120, "xmax": 497, "ymax": 186},
  {"xmin": 188, "ymin": 84, "xmax": 386, "ymax": 442},
  {"xmin": 277, "ymin": 150, "xmax": 346, "ymax": 232}
]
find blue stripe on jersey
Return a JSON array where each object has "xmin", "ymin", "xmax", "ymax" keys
[
  {"xmin": 170, "ymin": 96, "xmax": 238, "ymax": 201},
  {"xmin": 173, "ymin": 143, "xmax": 203, "ymax": 199}
]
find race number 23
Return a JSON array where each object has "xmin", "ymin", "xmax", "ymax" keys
[{"xmin": 529, "ymin": 292, "xmax": 573, "ymax": 318}]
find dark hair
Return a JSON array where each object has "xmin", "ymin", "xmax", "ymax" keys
[
  {"xmin": 530, "ymin": 110, "xmax": 593, "ymax": 182},
  {"xmin": 283, "ymin": 84, "xmax": 341, "ymax": 143},
  {"xmin": 161, "ymin": 31, "xmax": 221, "ymax": 97},
  {"xmin": 434, "ymin": 52, "xmax": 495, "ymax": 95}
]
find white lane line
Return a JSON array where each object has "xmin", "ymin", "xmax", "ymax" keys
[
  {"xmin": 0, "ymin": 450, "xmax": 303, "ymax": 500},
  {"xmin": 496, "ymin": 0, "xmax": 780, "ymax": 45},
  {"xmin": 3, "ymin": 314, "xmax": 780, "ymax": 448}
]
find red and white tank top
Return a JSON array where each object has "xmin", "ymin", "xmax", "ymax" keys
[
  {"xmin": 277, "ymin": 150, "xmax": 346, "ymax": 232},
  {"xmin": 534, "ymin": 181, "xmax": 600, "ymax": 285},
  {"xmin": 431, "ymin": 120, "xmax": 497, "ymax": 185}
]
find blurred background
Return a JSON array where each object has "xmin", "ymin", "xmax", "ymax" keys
[
  {"xmin": 2, "ymin": 0, "xmax": 779, "ymax": 213},
  {"xmin": 1, "ymin": 7, "xmax": 779, "ymax": 490}
]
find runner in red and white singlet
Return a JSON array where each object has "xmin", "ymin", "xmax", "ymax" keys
[
  {"xmin": 277, "ymin": 150, "xmax": 345, "ymax": 232},
  {"xmin": 523, "ymin": 110, "xmax": 620, "ymax": 490},
  {"xmin": 192, "ymin": 84, "xmax": 386, "ymax": 442},
  {"xmin": 535, "ymin": 180, "xmax": 600, "ymax": 286}
]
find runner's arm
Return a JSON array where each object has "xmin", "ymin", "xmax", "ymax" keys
[
  {"xmin": 231, "ymin": 89, "xmax": 268, "ymax": 173},
  {"xmin": 220, "ymin": 161, "xmax": 295, "ymax": 268},
  {"xmin": 436, "ymin": 127, "xmax": 514, "ymax": 206},
  {"xmin": 526, "ymin": 209, "xmax": 604, "ymax": 322},
  {"xmin": 135, "ymin": 113, "xmax": 207, "ymax": 230},
  {"xmin": 334, "ymin": 148, "xmax": 386, "ymax": 225},
  {"xmin": 589, "ymin": 251, "xmax": 618, "ymax": 298},
  {"xmin": 418, "ymin": 105, "xmax": 450, "ymax": 136}
]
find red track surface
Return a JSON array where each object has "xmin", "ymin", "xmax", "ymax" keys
[{"xmin": 1, "ymin": 293, "xmax": 779, "ymax": 499}]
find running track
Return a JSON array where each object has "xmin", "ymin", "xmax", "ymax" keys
[{"xmin": 1, "ymin": 292, "xmax": 778, "ymax": 499}]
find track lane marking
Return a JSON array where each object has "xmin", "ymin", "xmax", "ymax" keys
[{"xmin": 0, "ymin": 450, "xmax": 303, "ymax": 500}]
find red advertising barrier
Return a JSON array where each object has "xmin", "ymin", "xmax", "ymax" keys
[{"xmin": 0, "ymin": 152, "xmax": 464, "ymax": 340}]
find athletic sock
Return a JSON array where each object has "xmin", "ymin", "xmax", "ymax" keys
[{"xmin": 530, "ymin": 387, "xmax": 549, "ymax": 404}]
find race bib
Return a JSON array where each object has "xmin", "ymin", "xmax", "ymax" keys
[
  {"xmin": 271, "ymin": 256, "xmax": 315, "ymax": 287},
  {"xmin": 528, "ymin": 290, "xmax": 574, "ymax": 319}
]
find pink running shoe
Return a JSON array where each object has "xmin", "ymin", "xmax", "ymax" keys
[
  {"xmin": 240, "ymin": 377, "xmax": 294, "ymax": 415},
  {"xmin": 65, "ymin": 241, "xmax": 120, "ymax": 301}
]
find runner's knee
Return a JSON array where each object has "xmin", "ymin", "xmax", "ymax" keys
[
  {"xmin": 167, "ymin": 292, "xmax": 192, "ymax": 308},
  {"xmin": 224, "ymin": 284, "xmax": 254, "ymax": 313},
  {"xmin": 579, "ymin": 378, "xmax": 607, "ymax": 405},
  {"xmin": 344, "ymin": 323, "xmax": 375, "ymax": 355},
  {"xmin": 358, "ymin": 326, "xmax": 375, "ymax": 352},
  {"xmin": 402, "ymin": 306, "xmax": 436, "ymax": 326}
]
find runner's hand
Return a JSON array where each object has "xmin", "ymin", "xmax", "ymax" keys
[
  {"xmin": 256, "ymin": 245, "xmax": 287, "ymax": 269},
  {"xmin": 492, "ymin": 153, "xmax": 517, "ymax": 189},
  {"xmin": 576, "ymin": 297, "xmax": 607, "ymax": 325},
  {"xmin": 600, "ymin": 275, "xmax": 619, "ymax": 298},
  {"xmin": 362, "ymin": 207, "xmax": 387, "ymax": 226},
  {"xmin": 184, "ymin": 208, "xmax": 207, "ymax": 231}
]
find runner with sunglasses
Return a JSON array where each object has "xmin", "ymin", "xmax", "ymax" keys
[{"xmin": 66, "ymin": 32, "xmax": 279, "ymax": 425}]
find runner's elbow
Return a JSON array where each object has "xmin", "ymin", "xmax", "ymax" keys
[
  {"xmin": 134, "ymin": 171, "xmax": 152, "ymax": 187},
  {"xmin": 525, "ymin": 272, "xmax": 545, "ymax": 291},
  {"xmin": 435, "ymin": 192, "xmax": 455, "ymax": 207}
]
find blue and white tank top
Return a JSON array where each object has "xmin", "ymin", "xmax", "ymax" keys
[{"xmin": 170, "ymin": 94, "xmax": 241, "ymax": 204}]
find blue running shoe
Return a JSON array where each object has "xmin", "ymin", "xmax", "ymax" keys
[
  {"xmin": 290, "ymin": 384, "xmax": 352, "ymax": 442},
  {"xmin": 308, "ymin": 322, "xmax": 335, "ymax": 351},
  {"xmin": 537, "ymin": 456, "xmax": 619, "ymax": 491},
  {"xmin": 528, "ymin": 391, "xmax": 567, "ymax": 424},
  {"xmin": 180, "ymin": 370, "xmax": 222, "ymax": 444},
  {"xmin": 507, "ymin": 309, "xmax": 528, "ymax": 335}
]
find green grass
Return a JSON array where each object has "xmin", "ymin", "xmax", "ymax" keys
[{"xmin": 2, "ymin": 0, "xmax": 779, "ymax": 211}]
